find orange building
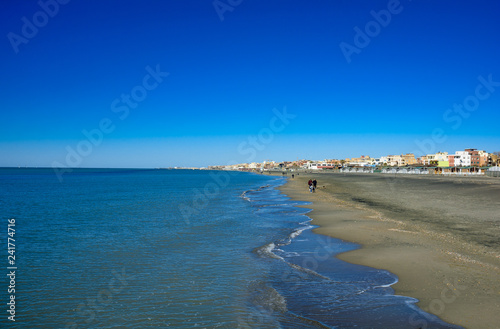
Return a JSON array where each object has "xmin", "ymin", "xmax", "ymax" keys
[
  {"xmin": 400, "ymin": 153, "xmax": 417, "ymax": 166},
  {"xmin": 465, "ymin": 149, "xmax": 488, "ymax": 167}
]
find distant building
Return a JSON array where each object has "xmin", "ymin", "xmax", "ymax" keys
[
  {"xmin": 262, "ymin": 161, "xmax": 277, "ymax": 170},
  {"xmin": 488, "ymin": 153, "xmax": 499, "ymax": 166},
  {"xmin": 420, "ymin": 152, "xmax": 449, "ymax": 166},
  {"xmin": 400, "ymin": 153, "xmax": 417, "ymax": 166},
  {"xmin": 448, "ymin": 151, "xmax": 471, "ymax": 167},
  {"xmin": 346, "ymin": 155, "xmax": 372, "ymax": 164},
  {"xmin": 303, "ymin": 161, "xmax": 339, "ymax": 170},
  {"xmin": 465, "ymin": 149, "xmax": 488, "ymax": 167},
  {"xmin": 324, "ymin": 159, "xmax": 343, "ymax": 165},
  {"xmin": 379, "ymin": 153, "xmax": 417, "ymax": 166},
  {"xmin": 303, "ymin": 162, "xmax": 318, "ymax": 170},
  {"xmin": 385, "ymin": 155, "xmax": 401, "ymax": 166},
  {"xmin": 248, "ymin": 162, "xmax": 261, "ymax": 169},
  {"xmin": 346, "ymin": 155, "xmax": 373, "ymax": 167}
]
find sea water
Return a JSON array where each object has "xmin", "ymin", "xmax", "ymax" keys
[{"xmin": 0, "ymin": 168, "xmax": 462, "ymax": 328}]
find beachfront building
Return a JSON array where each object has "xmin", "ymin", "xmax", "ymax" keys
[
  {"xmin": 247, "ymin": 162, "xmax": 263, "ymax": 169},
  {"xmin": 417, "ymin": 155, "xmax": 428, "ymax": 165},
  {"xmin": 262, "ymin": 161, "xmax": 278, "ymax": 170},
  {"xmin": 379, "ymin": 154, "xmax": 416, "ymax": 166},
  {"xmin": 345, "ymin": 155, "xmax": 373, "ymax": 167},
  {"xmin": 400, "ymin": 153, "xmax": 417, "ymax": 166},
  {"xmin": 476, "ymin": 150, "xmax": 489, "ymax": 167},
  {"xmin": 384, "ymin": 155, "xmax": 402, "ymax": 166},
  {"xmin": 345, "ymin": 155, "xmax": 373, "ymax": 166},
  {"xmin": 419, "ymin": 152, "xmax": 449, "ymax": 166},
  {"xmin": 288, "ymin": 160, "xmax": 309, "ymax": 169},
  {"xmin": 488, "ymin": 153, "xmax": 500, "ymax": 167},
  {"xmin": 324, "ymin": 159, "xmax": 343, "ymax": 166},
  {"xmin": 304, "ymin": 161, "xmax": 339, "ymax": 170},
  {"xmin": 317, "ymin": 162, "xmax": 338, "ymax": 169},
  {"xmin": 465, "ymin": 149, "xmax": 489, "ymax": 167},
  {"xmin": 448, "ymin": 151, "xmax": 471, "ymax": 167},
  {"xmin": 224, "ymin": 164, "xmax": 240, "ymax": 170},
  {"xmin": 303, "ymin": 161, "xmax": 319, "ymax": 170}
]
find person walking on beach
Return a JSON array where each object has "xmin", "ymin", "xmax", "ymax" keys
[
  {"xmin": 312, "ymin": 179, "xmax": 317, "ymax": 192},
  {"xmin": 308, "ymin": 179, "xmax": 313, "ymax": 192}
]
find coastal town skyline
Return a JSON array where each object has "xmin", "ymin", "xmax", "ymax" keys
[{"xmin": 205, "ymin": 147, "xmax": 500, "ymax": 170}]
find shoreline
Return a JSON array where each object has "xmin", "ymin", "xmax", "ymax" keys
[{"xmin": 277, "ymin": 172, "xmax": 500, "ymax": 329}]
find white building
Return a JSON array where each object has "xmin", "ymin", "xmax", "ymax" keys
[
  {"xmin": 383, "ymin": 155, "xmax": 402, "ymax": 166},
  {"xmin": 303, "ymin": 162, "xmax": 318, "ymax": 170},
  {"xmin": 303, "ymin": 161, "xmax": 337, "ymax": 170},
  {"xmin": 347, "ymin": 160, "xmax": 371, "ymax": 167},
  {"xmin": 452, "ymin": 151, "xmax": 471, "ymax": 167},
  {"xmin": 248, "ymin": 162, "xmax": 261, "ymax": 169}
]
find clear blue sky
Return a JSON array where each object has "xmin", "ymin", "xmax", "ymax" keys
[{"xmin": 1, "ymin": 0, "xmax": 499, "ymax": 167}]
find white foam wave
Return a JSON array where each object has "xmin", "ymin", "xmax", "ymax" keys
[
  {"xmin": 254, "ymin": 243, "xmax": 284, "ymax": 261},
  {"xmin": 282, "ymin": 251, "xmax": 300, "ymax": 257},
  {"xmin": 374, "ymin": 271, "xmax": 399, "ymax": 288}
]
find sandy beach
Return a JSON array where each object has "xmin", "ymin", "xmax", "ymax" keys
[{"xmin": 278, "ymin": 172, "xmax": 500, "ymax": 329}]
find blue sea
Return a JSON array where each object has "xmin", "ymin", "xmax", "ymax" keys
[{"xmin": 0, "ymin": 168, "xmax": 462, "ymax": 328}]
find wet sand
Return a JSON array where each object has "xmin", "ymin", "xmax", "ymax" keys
[{"xmin": 278, "ymin": 172, "xmax": 500, "ymax": 329}]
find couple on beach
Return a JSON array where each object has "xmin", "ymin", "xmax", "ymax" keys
[{"xmin": 308, "ymin": 179, "xmax": 317, "ymax": 192}]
